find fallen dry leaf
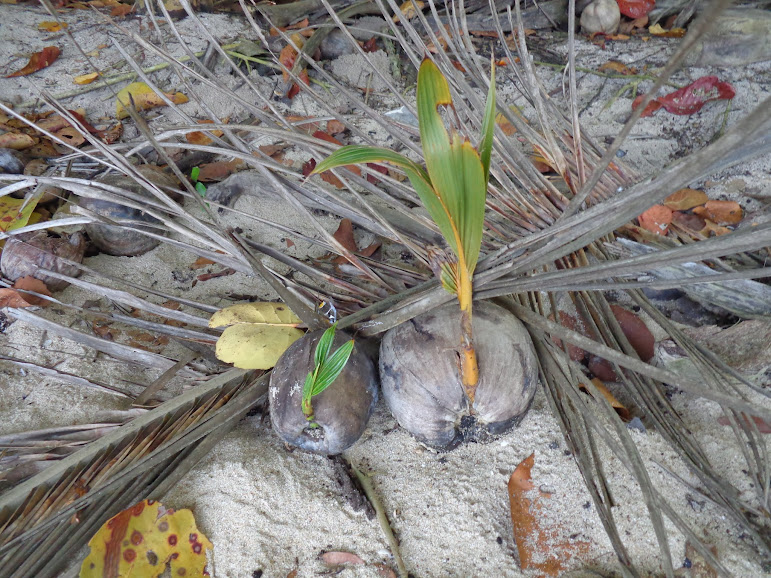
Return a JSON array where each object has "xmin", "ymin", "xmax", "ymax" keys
[
  {"xmin": 617, "ymin": 0, "xmax": 655, "ymax": 18},
  {"xmin": 320, "ymin": 551, "xmax": 366, "ymax": 565},
  {"xmin": 7, "ymin": 46, "xmax": 60, "ymax": 77},
  {"xmin": 649, "ymin": 23, "xmax": 686, "ymax": 38},
  {"xmin": 195, "ymin": 159, "xmax": 246, "ymax": 182},
  {"xmin": 269, "ymin": 18, "xmax": 310, "ymax": 37},
  {"xmin": 508, "ymin": 453, "xmax": 591, "ymax": 575},
  {"xmin": 619, "ymin": 15, "xmax": 648, "ymax": 34},
  {"xmin": 664, "ymin": 188, "xmax": 708, "ymax": 211},
  {"xmin": 599, "ymin": 60, "xmax": 636, "ymax": 75},
  {"xmin": 190, "ymin": 256, "xmax": 216, "ymax": 269},
  {"xmin": 393, "ymin": 0, "xmax": 423, "ymax": 23},
  {"xmin": 637, "ymin": 204, "xmax": 673, "ymax": 235},
  {"xmin": 110, "ymin": 3, "xmax": 133, "ymax": 16},
  {"xmin": 634, "ymin": 76, "xmax": 736, "ymax": 117},
  {"xmin": 332, "ymin": 218, "xmax": 357, "ymax": 254},
  {"xmin": 12, "ymin": 276, "xmax": 52, "ymax": 307},
  {"xmin": 0, "ymin": 288, "xmax": 34, "ymax": 309},
  {"xmin": 73, "ymin": 72, "xmax": 100, "ymax": 85},
  {"xmin": 580, "ymin": 378, "xmax": 630, "ymax": 421},
  {"xmin": 326, "ymin": 119, "xmax": 346, "ymax": 135},
  {"xmin": 671, "ymin": 210, "xmax": 707, "ymax": 233},
  {"xmin": 717, "ymin": 414, "xmax": 771, "ymax": 434},
  {"xmin": 38, "ymin": 21, "xmax": 67, "ymax": 32},
  {"xmin": 0, "ymin": 132, "xmax": 35, "ymax": 150},
  {"xmin": 610, "ymin": 304, "xmax": 655, "ymax": 362},
  {"xmin": 115, "ymin": 82, "xmax": 189, "ymax": 119},
  {"xmin": 80, "ymin": 499, "xmax": 212, "ymax": 578},
  {"xmin": 693, "ymin": 200, "xmax": 743, "ymax": 225}
]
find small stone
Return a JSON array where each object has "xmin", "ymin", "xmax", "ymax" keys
[{"xmin": 320, "ymin": 29, "xmax": 356, "ymax": 60}]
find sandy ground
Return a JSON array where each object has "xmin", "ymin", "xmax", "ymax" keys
[{"xmin": 1, "ymin": 3, "xmax": 770, "ymax": 577}]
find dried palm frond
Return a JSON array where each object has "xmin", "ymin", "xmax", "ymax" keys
[{"xmin": 0, "ymin": 0, "xmax": 769, "ymax": 575}]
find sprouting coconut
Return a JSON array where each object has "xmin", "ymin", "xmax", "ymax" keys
[
  {"xmin": 269, "ymin": 325, "xmax": 378, "ymax": 455},
  {"xmin": 312, "ymin": 58, "xmax": 538, "ymax": 449}
]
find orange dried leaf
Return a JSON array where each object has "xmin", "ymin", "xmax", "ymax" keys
[
  {"xmin": 74, "ymin": 72, "xmax": 100, "ymax": 85},
  {"xmin": 326, "ymin": 119, "xmax": 346, "ymax": 135},
  {"xmin": 598, "ymin": 60, "xmax": 635, "ymax": 75},
  {"xmin": 579, "ymin": 378, "xmax": 630, "ymax": 420},
  {"xmin": 648, "ymin": 23, "xmax": 686, "ymax": 38},
  {"xmin": 190, "ymin": 256, "xmax": 216, "ymax": 269},
  {"xmin": 38, "ymin": 21, "xmax": 67, "ymax": 32},
  {"xmin": 110, "ymin": 3, "xmax": 133, "ymax": 16},
  {"xmin": 80, "ymin": 500, "xmax": 212, "ymax": 578},
  {"xmin": 332, "ymin": 218, "xmax": 358, "ymax": 253},
  {"xmin": 663, "ymin": 188, "xmax": 708, "ymax": 211},
  {"xmin": 7, "ymin": 46, "xmax": 60, "ymax": 77},
  {"xmin": 196, "ymin": 159, "xmax": 245, "ymax": 182},
  {"xmin": 638, "ymin": 204, "xmax": 673, "ymax": 235},
  {"xmin": 508, "ymin": 453, "xmax": 591, "ymax": 575},
  {"xmin": 0, "ymin": 288, "xmax": 34, "ymax": 309},
  {"xmin": 393, "ymin": 0, "xmax": 423, "ymax": 23},
  {"xmin": 699, "ymin": 200, "xmax": 743, "ymax": 225},
  {"xmin": 12, "ymin": 276, "xmax": 52, "ymax": 307}
]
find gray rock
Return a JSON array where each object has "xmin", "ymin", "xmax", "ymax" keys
[{"xmin": 685, "ymin": 9, "xmax": 771, "ymax": 67}]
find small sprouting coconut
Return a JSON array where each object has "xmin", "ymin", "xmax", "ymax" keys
[
  {"xmin": 269, "ymin": 328, "xmax": 378, "ymax": 455},
  {"xmin": 379, "ymin": 300, "xmax": 538, "ymax": 450}
]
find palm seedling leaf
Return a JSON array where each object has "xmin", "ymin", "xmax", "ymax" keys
[{"xmin": 417, "ymin": 58, "xmax": 487, "ymax": 275}]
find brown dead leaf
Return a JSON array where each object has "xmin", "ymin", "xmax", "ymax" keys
[
  {"xmin": 717, "ymin": 414, "xmax": 771, "ymax": 434},
  {"xmin": 332, "ymin": 218, "xmax": 357, "ymax": 254},
  {"xmin": 110, "ymin": 3, "xmax": 133, "ymax": 16},
  {"xmin": 7, "ymin": 46, "xmax": 60, "ymax": 77},
  {"xmin": 598, "ymin": 60, "xmax": 636, "ymax": 75},
  {"xmin": 649, "ymin": 23, "xmax": 686, "ymax": 38},
  {"xmin": 54, "ymin": 126, "xmax": 86, "ymax": 147},
  {"xmin": 0, "ymin": 132, "xmax": 35, "ymax": 150},
  {"xmin": 579, "ymin": 378, "xmax": 630, "ymax": 420},
  {"xmin": 320, "ymin": 551, "xmax": 365, "ymax": 565},
  {"xmin": 508, "ymin": 453, "xmax": 591, "ymax": 575},
  {"xmin": 101, "ymin": 122, "xmax": 123, "ymax": 144},
  {"xmin": 186, "ymin": 119, "xmax": 225, "ymax": 146},
  {"xmin": 269, "ymin": 18, "xmax": 310, "ymax": 37},
  {"xmin": 279, "ymin": 33, "xmax": 305, "ymax": 83},
  {"xmin": 12, "ymin": 276, "xmax": 52, "ymax": 306},
  {"xmin": 671, "ymin": 211, "xmax": 706, "ymax": 233},
  {"xmin": 0, "ymin": 288, "xmax": 34, "ymax": 309},
  {"xmin": 190, "ymin": 256, "xmax": 216, "ymax": 269},
  {"xmin": 638, "ymin": 204, "xmax": 673, "ymax": 235},
  {"xmin": 693, "ymin": 200, "xmax": 743, "ymax": 225},
  {"xmin": 663, "ymin": 188, "xmax": 708, "ymax": 211},
  {"xmin": 92, "ymin": 323, "xmax": 116, "ymax": 340},
  {"xmin": 393, "ymin": 0, "xmax": 423, "ymax": 23},
  {"xmin": 619, "ymin": 15, "xmax": 648, "ymax": 34},
  {"xmin": 196, "ymin": 159, "xmax": 246, "ymax": 182},
  {"xmin": 610, "ymin": 304, "xmax": 654, "ymax": 362},
  {"xmin": 326, "ymin": 119, "xmax": 346, "ymax": 135}
]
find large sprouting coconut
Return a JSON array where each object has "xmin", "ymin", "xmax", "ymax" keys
[
  {"xmin": 379, "ymin": 300, "xmax": 538, "ymax": 450},
  {"xmin": 269, "ymin": 329, "xmax": 378, "ymax": 455}
]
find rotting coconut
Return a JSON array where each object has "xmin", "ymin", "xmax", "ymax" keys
[
  {"xmin": 379, "ymin": 300, "xmax": 538, "ymax": 451},
  {"xmin": 269, "ymin": 329, "xmax": 378, "ymax": 455}
]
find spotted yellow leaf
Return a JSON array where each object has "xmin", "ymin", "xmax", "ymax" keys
[{"xmin": 115, "ymin": 82, "xmax": 189, "ymax": 119}]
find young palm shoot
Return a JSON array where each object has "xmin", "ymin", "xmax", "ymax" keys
[
  {"xmin": 312, "ymin": 58, "xmax": 496, "ymax": 404},
  {"xmin": 302, "ymin": 323, "xmax": 355, "ymax": 426}
]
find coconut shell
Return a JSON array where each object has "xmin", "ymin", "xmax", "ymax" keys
[
  {"xmin": 79, "ymin": 166, "xmax": 180, "ymax": 257},
  {"xmin": 379, "ymin": 301, "xmax": 538, "ymax": 450},
  {"xmin": 269, "ymin": 329, "xmax": 378, "ymax": 455},
  {"xmin": 1, "ymin": 231, "xmax": 86, "ymax": 291}
]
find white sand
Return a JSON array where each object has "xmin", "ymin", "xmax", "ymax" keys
[{"xmin": 1, "ymin": 4, "xmax": 769, "ymax": 577}]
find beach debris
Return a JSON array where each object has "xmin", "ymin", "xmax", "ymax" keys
[
  {"xmin": 269, "ymin": 327, "xmax": 378, "ymax": 455},
  {"xmin": 508, "ymin": 453, "xmax": 591, "ymax": 575},
  {"xmin": 717, "ymin": 414, "xmax": 771, "ymax": 434},
  {"xmin": 210, "ymin": 302, "xmax": 304, "ymax": 370},
  {"xmin": 1, "ymin": 231, "xmax": 86, "ymax": 291},
  {"xmin": 115, "ymin": 82, "xmax": 189, "ymax": 119},
  {"xmin": 579, "ymin": 378, "xmax": 631, "ymax": 421},
  {"xmin": 6, "ymin": 46, "xmax": 60, "ymax": 78},
  {"xmin": 663, "ymin": 189, "xmax": 708, "ymax": 211},
  {"xmin": 633, "ymin": 76, "xmax": 736, "ymax": 117},
  {"xmin": 580, "ymin": 0, "xmax": 621, "ymax": 35},
  {"xmin": 692, "ymin": 200, "xmax": 742, "ymax": 226},
  {"xmin": 80, "ymin": 499, "xmax": 212, "ymax": 578},
  {"xmin": 638, "ymin": 204, "xmax": 673, "ymax": 236},
  {"xmin": 616, "ymin": 0, "xmax": 656, "ymax": 19}
]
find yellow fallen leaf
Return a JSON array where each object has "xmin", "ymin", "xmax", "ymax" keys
[
  {"xmin": 649, "ymin": 23, "xmax": 686, "ymax": 38},
  {"xmin": 115, "ymin": 82, "xmax": 189, "ymax": 119},
  {"xmin": 38, "ymin": 21, "xmax": 67, "ymax": 32},
  {"xmin": 211, "ymin": 302, "xmax": 304, "ymax": 369},
  {"xmin": 80, "ymin": 499, "xmax": 212, "ymax": 578},
  {"xmin": 0, "ymin": 196, "xmax": 39, "ymax": 235},
  {"xmin": 393, "ymin": 0, "xmax": 423, "ymax": 23},
  {"xmin": 74, "ymin": 72, "xmax": 99, "ymax": 85}
]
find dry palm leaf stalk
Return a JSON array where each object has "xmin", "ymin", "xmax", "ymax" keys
[{"xmin": 0, "ymin": 0, "xmax": 770, "ymax": 575}]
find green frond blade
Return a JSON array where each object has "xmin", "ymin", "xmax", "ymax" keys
[
  {"xmin": 310, "ymin": 145, "xmax": 429, "ymax": 182},
  {"xmin": 457, "ymin": 140, "xmax": 487, "ymax": 273},
  {"xmin": 311, "ymin": 340, "xmax": 355, "ymax": 396},
  {"xmin": 314, "ymin": 323, "xmax": 337, "ymax": 367},
  {"xmin": 479, "ymin": 61, "xmax": 496, "ymax": 184}
]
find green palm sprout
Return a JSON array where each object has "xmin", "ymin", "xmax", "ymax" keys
[{"xmin": 311, "ymin": 58, "xmax": 495, "ymax": 403}]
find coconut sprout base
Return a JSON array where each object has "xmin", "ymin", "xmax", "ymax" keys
[
  {"xmin": 379, "ymin": 300, "xmax": 538, "ymax": 451},
  {"xmin": 269, "ymin": 329, "xmax": 378, "ymax": 455}
]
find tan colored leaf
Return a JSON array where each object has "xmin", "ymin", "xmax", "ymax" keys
[
  {"xmin": 209, "ymin": 301, "xmax": 301, "ymax": 328},
  {"xmin": 115, "ymin": 82, "xmax": 189, "ymax": 119},
  {"xmin": 185, "ymin": 119, "xmax": 225, "ymax": 146},
  {"xmin": 320, "ymin": 551, "xmax": 366, "ymax": 565},
  {"xmin": 12, "ymin": 276, "xmax": 52, "ymax": 307},
  {"xmin": 649, "ymin": 23, "xmax": 686, "ymax": 38},
  {"xmin": 693, "ymin": 200, "xmax": 743, "ymax": 225},
  {"xmin": 393, "ymin": 0, "xmax": 423, "ymax": 23},
  {"xmin": 598, "ymin": 60, "xmax": 635, "ymax": 75},
  {"xmin": 215, "ymin": 324, "xmax": 303, "ymax": 369},
  {"xmin": 0, "ymin": 132, "xmax": 35, "ymax": 150},
  {"xmin": 190, "ymin": 256, "xmax": 216, "ymax": 269},
  {"xmin": 0, "ymin": 288, "xmax": 34, "ymax": 309},
  {"xmin": 663, "ymin": 188, "xmax": 708, "ymax": 211}
]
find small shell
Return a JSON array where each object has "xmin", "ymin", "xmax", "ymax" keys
[
  {"xmin": 79, "ymin": 166, "xmax": 180, "ymax": 257},
  {"xmin": 1, "ymin": 231, "xmax": 86, "ymax": 291},
  {"xmin": 269, "ymin": 329, "xmax": 378, "ymax": 455},
  {"xmin": 379, "ymin": 301, "xmax": 538, "ymax": 450}
]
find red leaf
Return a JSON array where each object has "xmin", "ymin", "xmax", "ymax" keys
[
  {"xmin": 717, "ymin": 415, "xmax": 771, "ymax": 434},
  {"xmin": 616, "ymin": 0, "xmax": 655, "ymax": 19},
  {"xmin": 7, "ymin": 46, "xmax": 61, "ymax": 77},
  {"xmin": 638, "ymin": 76, "xmax": 736, "ymax": 117},
  {"xmin": 632, "ymin": 95, "xmax": 663, "ymax": 117},
  {"xmin": 362, "ymin": 37, "xmax": 378, "ymax": 53}
]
